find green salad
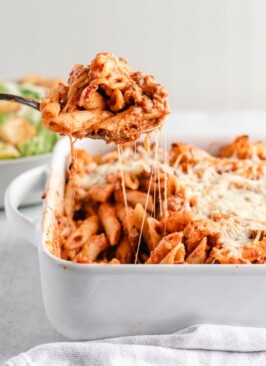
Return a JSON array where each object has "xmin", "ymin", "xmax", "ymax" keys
[{"xmin": 0, "ymin": 81, "xmax": 60, "ymax": 159}]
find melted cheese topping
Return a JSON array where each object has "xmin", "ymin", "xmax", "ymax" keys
[
  {"xmin": 80, "ymin": 143, "xmax": 266, "ymax": 255},
  {"xmin": 80, "ymin": 147, "xmax": 151, "ymax": 188},
  {"xmin": 171, "ymin": 157, "xmax": 266, "ymax": 253}
]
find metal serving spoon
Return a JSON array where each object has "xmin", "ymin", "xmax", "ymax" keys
[
  {"xmin": 0, "ymin": 93, "xmax": 40, "ymax": 111},
  {"xmin": 0, "ymin": 93, "xmax": 159, "ymax": 140}
]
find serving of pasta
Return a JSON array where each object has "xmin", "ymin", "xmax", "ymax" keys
[
  {"xmin": 55, "ymin": 135, "xmax": 266, "ymax": 265},
  {"xmin": 41, "ymin": 53, "xmax": 170, "ymax": 144}
]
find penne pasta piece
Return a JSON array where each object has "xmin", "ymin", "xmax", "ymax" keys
[
  {"xmin": 166, "ymin": 196, "xmax": 186, "ymax": 212},
  {"xmin": 169, "ymin": 142, "xmax": 210, "ymax": 167},
  {"xmin": 64, "ymin": 215, "xmax": 100, "ymax": 250},
  {"xmin": 174, "ymin": 243, "xmax": 186, "ymax": 263},
  {"xmin": 183, "ymin": 221, "xmax": 219, "ymax": 253},
  {"xmin": 147, "ymin": 217, "xmax": 163, "ymax": 250},
  {"xmin": 123, "ymin": 172, "xmax": 139, "ymax": 190},
  {"xmin": 133, "ymin": 203, "xmax": 150, "ymax": 246},
  {"xmin": 116, "ymin": 205, "xmax": 134, "ymax": 233},
  {"xmin": 160, "ymin": 243, "xmax": 184, "ymax": 264},
  {"xmin": 42, "ymin": 108, "xmax": 113, "ymax": 136},
  {"xmin": 64, "ymin": 179, "xmax": 75, "ymax": 218},
  {"xmin": 41, "ymin": 102, "xmax": 61, "ymax": 123},
  {"xmin": 114, "ymin": 189, "xmax": 153, "ymax": 212},
  {"xmin": 186, "ymin": 237, "xmax": 208, "ymax": 264},
  {"xmin": 76, "ymin": 234, "xmax": 109, "ymax": 263},
  {"xmin": 92, "ymin": 106, "xmax": 141, "ymax": 133},
  {"xmin": 98, "ymin": 203, "xmax": 121, "ymax": 245},
  {"xmin": 61, "ymin": 248, "xmax": 78, "ymax": 261},
  {"xmin": 146, "ymin": 233, "xmax": 183, "ymax": 264},
  {"xmin": 167, "ymin": 175, "xmax": 181, "ymax": 197},
  {"xmin": 57, "ymin": 215, "xmax": 76, "ymax": 239},
  {"xmin": 109, "ymin": 89, "xmax": 126, "ymax": 112},
  {"xmin": 128, "ymin": 228, "xmax": 139, "ymax": 251},
  {"xmin": 217, "ymin": 135, "xmax": 266, "ymax": 160},
  {"xmin": 88, "ymin": 184, "xmax": 114, "ymax": 203},
  {"xmin": 115, "ymin": 234, "xmax": 133, "ymax": 264},
  {"xmin": 79, "ymin": 89, "xmax": 107, "ymax": 110},
  {"xmin": 165, "ymin": 210, "xmax": 192, "ymax": 233},
  {"xmin": 242, "ymin": 238, "xmax": 266, "ymax": 262}
]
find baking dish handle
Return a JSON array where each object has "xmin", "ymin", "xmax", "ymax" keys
[{"xmin": 4, "ymin": 164, "xmax": 48, "ymax": 247}]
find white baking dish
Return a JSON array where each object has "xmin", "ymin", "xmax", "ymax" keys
[
  {"xmin": 0, "ymin": 153, "xmax": 51, "ymax": 208},
  {"xmin": 5, "ymin": 111, "xmax": 266, "ymax": 340}
]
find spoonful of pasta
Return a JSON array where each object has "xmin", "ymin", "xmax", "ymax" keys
[{"xmin": 0, "ymin": 53, "xmax": 170, "ymax": 144}]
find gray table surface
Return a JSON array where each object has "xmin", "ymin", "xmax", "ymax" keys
[{"xmin": 0, "ymin": 205, "xmax": 66, "ymax": 364}]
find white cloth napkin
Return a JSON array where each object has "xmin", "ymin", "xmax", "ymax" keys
[{"xmin": 5, "ymin": 324, "xmax": 266, "ymax": 366}]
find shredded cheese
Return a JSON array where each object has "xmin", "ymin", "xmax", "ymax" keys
[{"xmin": 80, "ymin": 140, "xmax": 266, "ymax": 256}]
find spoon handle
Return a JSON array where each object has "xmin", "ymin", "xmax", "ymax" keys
[{"xmin": 0, "ymin": 93, "xmax": 40, "ymax": 111}]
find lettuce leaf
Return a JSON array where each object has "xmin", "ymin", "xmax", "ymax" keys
[
  {"xmin": 18, "ymin": 126, "xmax": 60, "ymax": 156},
  {"xmin": 19, "ymin": 87, "xmax": 41, "ymax": 100}
]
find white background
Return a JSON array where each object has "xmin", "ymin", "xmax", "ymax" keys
[{"xmin": 1, "ymin": 0, "xmax": 266, "ymax": 109}]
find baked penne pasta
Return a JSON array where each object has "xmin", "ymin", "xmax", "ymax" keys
[{"xmin": 53, "ymin": 135, "xmax": 266, "ymax": 265}]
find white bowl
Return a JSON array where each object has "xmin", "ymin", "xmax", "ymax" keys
[{"xmin": 0, "ymin": 153, "xmax": 51, "ymax": 208}]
